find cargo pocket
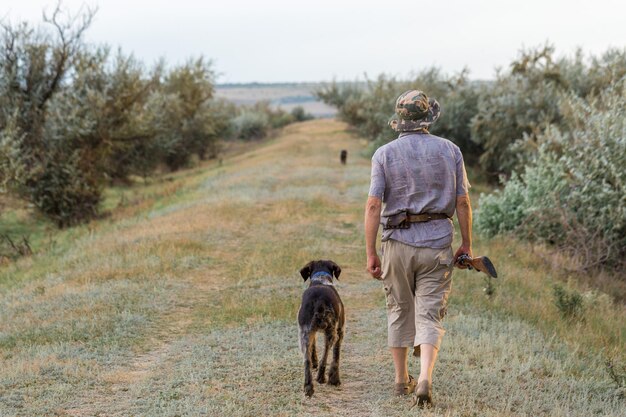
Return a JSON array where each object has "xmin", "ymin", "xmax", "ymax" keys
[
  {"xmin": 438, "ymin": 249, "xmax": 455, "ymax": 278},
  {"xmin": 438, "ymin": 251, "xmax": 454, "ymax": 267},
  {"xmin": 383, "ymin": 283, "xmax": 397, "ymax": 309}
]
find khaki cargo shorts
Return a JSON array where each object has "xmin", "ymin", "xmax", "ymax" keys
[{"xmin": 381, "ymin": 239, "xmax": 453, "ymax": 354}]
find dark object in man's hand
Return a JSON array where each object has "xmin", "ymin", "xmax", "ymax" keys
[{"xmin": 455, "ymin": 254, "xmax": 498, "ymax": 278}]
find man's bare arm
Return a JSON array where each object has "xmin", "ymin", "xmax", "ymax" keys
[
  {"xmin": 455, "ymin": 194, "xmax": 473, "ymax": 262},
  {"xmin": 364, "ymin": 196, "xmax": 382, "ymax": 278}
]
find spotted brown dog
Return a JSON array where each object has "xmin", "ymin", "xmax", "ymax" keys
[{"xmin": 298, "ymin": 260, "xmax": 345, "ymax": 397}]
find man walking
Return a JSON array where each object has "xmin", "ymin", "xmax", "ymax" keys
[{"xmin": 364, "ymin": 90, "xmax": 473, "ymax": 406}]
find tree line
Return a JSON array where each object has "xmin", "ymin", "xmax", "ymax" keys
[
  {"xmin": 0, "ymin": 5, "xmax": 310, "ymax": 228},
  {"xmin": 316, "ymin": 46, "xmax": 626, "ymax": 271}
]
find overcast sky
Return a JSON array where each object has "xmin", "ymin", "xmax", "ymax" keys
[{"xmin": 2, "ymin": 0, "xmax": 625, "ymax": 83}]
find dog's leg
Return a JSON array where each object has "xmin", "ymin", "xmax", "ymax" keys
[
  {"xmin": 317, "ymin": 329, "xmax": 334, "ymax": 384},
  {"xmin": 298, "ymin": 326, "xmax": 306, "ymax": 354},
  {"xmin": 300, "ymin": 326, "xmax": 317, "ymax": 368},
  {"xmin": 302, "ymin": 330, "xmax": 314, "ymax": 397},
  {"xmin": 311, "ymin": 332, "xmax": 318, "ymax": 369},
  {"xmin": 328, "ymin": 325, "xmax": 343, "ymax": 386}
]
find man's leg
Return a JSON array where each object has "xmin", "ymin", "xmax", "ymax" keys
[
  {"xmin": 391, "ymin": 347, "xmax": 409, "ymax": 383},
  {"xmin": 381, "ymin": 240, "xmax": 419, "ymax": 394},
  {"xmin": 417, "ymin": 343, "xmax": 438, "ymax": 383},
  {"xmin": 413, "ymin": 246, "xmax": 453, "ymax": 401}
]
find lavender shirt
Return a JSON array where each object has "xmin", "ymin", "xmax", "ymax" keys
[{"xmin": 368, "ymin": 132, "xmax": 470, "ymax": 248}]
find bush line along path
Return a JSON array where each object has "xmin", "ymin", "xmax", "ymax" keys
[{"xmin": 0, "ymin": 120, "xmax": 624, "ymax": 416}]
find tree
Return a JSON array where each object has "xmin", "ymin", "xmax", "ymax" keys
[
  {"xmin": 159, "ymin": 57, "xmax": 222, "ymax": 170},
  {"xmin": 0, "ymin": 3, "xmax": 99, "ymax": 226}
]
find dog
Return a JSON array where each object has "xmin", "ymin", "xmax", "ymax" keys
[
  {"xmin": 298, "ymin": 260, "xmax": 345, "ymax": 397},
  {"xmin": 340, "ymin": 149, "xmax": 348, "ymax": 165}
]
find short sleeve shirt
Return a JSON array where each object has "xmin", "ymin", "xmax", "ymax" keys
[{"xmin": 368, "ymin": 132, "xmax": 470, "ymax": 248}]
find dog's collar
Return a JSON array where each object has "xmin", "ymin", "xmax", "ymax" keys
[{"xmin": 310, "ymin": 271, "xmax": 334, "ymax": 286}]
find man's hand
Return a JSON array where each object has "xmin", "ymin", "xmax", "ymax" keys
[
  {"xmin": 454, "ymin": 244, "xmax": 473, "ymax": 269},
  {"xmin": 367, "ymin": 254, "xmax": 382, "ymax": 279},
  {"xmin": 364, "ymin": 195, "xmax": 383, "ymax": 279},
  {"xmin": 455, "ymin": 194, "xmax": 473, "ymax": 269}
]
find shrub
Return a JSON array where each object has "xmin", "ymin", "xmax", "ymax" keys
[
  {"xmin": 560, "ymin": 48, "xmax": 626, "ymax": 98},
  {"xmin": 0, "ymin": 114, "xmax": 27, "ymax": 192},
  {"xmin": 0, "ymin": 5, "xmax": 95, "ymax": 170},
  {"xmin": 46, "ymin": 47, "xmax": 160, "ymax": 182},
  {"xmin": 228, "ymin": 101, "xmax": 301, "ymax": 140},
  {"xmin": 0, "ymin": 5, "xmax": 235, "ymax": 227},
  {"xmin": 252, "ymin": 101, "xmax": 295, "ymax": 129},
  {"xmin": 317, "ymin": 46, "xmax": 625, "ymax": 178},
  {"xmin": 28, "ymin": 151, "xmax": 102, "ymax": 228},
  {"xmin": 553, "ymin": 284, "xmax": 584, "ymax": 320},
  {"xmin": 431, "ymin": 71, "xmax": 483, "ymax": 160},
  {"xmin": 0, "ymin": 5, "xmax": 101, "ymax": 225},
  {"xmin": 476, "ymin": 82, "xmax": 626, "ymax": 270},
  {"xmin": 476, "ymin": 173, "xmax": 527, "ymax": 236},
  {"xmin": 159, "ymin": 57, "xmax": 221, "ymax": 170},
  {"xmin": 290, "ymin": 106, "xmax": 314, "ymax": 122},
  {"xmin": 470, "ymin": 46, "xmax": 563, "ymax": 177},
  {"xmin": 471, "ymin": 45, "xmax": 626, "ymax": 179},
  {"xmin": 231, "ymin": 111, "xmax": 270, "ymax": 140}
]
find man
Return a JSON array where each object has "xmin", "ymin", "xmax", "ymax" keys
[{"xmin": 364, "ymin": 90, "xmax": 472, "ymax": 406}]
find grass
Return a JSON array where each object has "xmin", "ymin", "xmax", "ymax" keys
[{"xmin": 0, "ymin": 119, "xmax": 625, "ymax": 416}]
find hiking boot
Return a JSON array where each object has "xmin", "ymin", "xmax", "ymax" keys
[
  {"xmin": 411, "ymin": 380, "xmax": 433, "ymax": 408},
  {"xmin": 394, "ymin": 375, "xmax": 416, "ymax": 396}
]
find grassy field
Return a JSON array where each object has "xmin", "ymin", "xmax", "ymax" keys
[{"xmin": 1, "ymin": 120, "xmax": 624, "ymax": 416}]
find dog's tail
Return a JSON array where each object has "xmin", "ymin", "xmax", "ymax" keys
[{"xmin": 312, "ymin": 300, "xmax": 334, "ymax": 330}]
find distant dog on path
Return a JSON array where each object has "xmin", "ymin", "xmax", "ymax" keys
[
  {"xmin": 340, "ymin": 150, "xmax": 348, "ymax": 165},
  {"xmin": 298, "ymin": 260, "xmax": 345, "ymax": 397}
]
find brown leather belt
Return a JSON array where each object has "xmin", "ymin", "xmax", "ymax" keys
[
  {"xmin": 407, "ymin": 213, "xmax": 450, "ymax": 222},
  {"xmin": 384, "ymin": 212, "xmax": 450, "ymax": 230}
]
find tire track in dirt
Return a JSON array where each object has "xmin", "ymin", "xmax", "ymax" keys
[{"xmin": 61, "ymin": 275, "xmax": 217, "ymax": 416}]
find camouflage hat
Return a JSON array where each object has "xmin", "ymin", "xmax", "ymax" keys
[{"xmin": 389, "ymin": 90, "xmax": 441, "ymax": 132}]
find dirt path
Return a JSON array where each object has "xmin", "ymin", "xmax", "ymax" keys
[
  {"xmin": 62, "ymin": 288, "xmax": 199, "ymax": 416},
  {"xmin": 58, "ymin": 119, "xmax": 374, "ymax": 416}
]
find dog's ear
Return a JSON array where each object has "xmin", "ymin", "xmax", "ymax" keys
[
  {"xmin": 300, "ymin": 262, "xmax": 313, "ymax": 281},
  {"xmin": 328, "ymin": 261, "xmax": 341, "ymax": 279}
]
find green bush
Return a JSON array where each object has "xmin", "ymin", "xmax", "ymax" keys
[
  {"xmin": 0, "ymin": 114, "xmax": 26, "ymax": 192},
  {"xmin": 470, "ymin": 46, "xmax": 563, "ymax": 176},
  {"xmin": 553, "ymin": 284, "xmax": 584, "ymax": 320},
  {"xmin": 159, "ymin": 58, "xmax": 222, "ymax": 170},
  {"xmin": 0, "ymin": 6, "xmax": 235, "ymax": 227},
  {"xmin": 471, "ymin": 46, "xmax": 626, "ymax": 178},
  {"xmin": 0, "ymin": 6, "xmax": 95, "ymax": 175},
  {"xmin": 46, "ymin": 48, "xmax": 160, "ymax": 182},
  {"xmin": 0, "ymin": 6, "xmax": 103, "ymax": 225},
  {"xmin": 431, "ymin": 72, "xmax": 482, "ymax": 160},
  {"xmin": 476, "ymin": 82, "xmax": 626, "ymax": 270},
  {"xmin": 29, "ymin": 151, "xmax": 102, "ymax": 228},
  {"xmin": 252, "ymin": 101, "xmax": 295, "ymax": 129},
  {"xmin": 231, "ymin": 111, "xmax": 270, "ymax": 140},
  {"xmin": 229, "ymin": 101, "xmax": 301, "ymax": 140},
  {"xmin": 474, "ymin": 173, "xmax": 527, "ymax": 236},
  {"xmin": 290, "ymin": 106, "xmax": 314, "ymax": 122},
  {"xmin": 316, "ymin": 46, "xmax": 625, "ymax": 178}
]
